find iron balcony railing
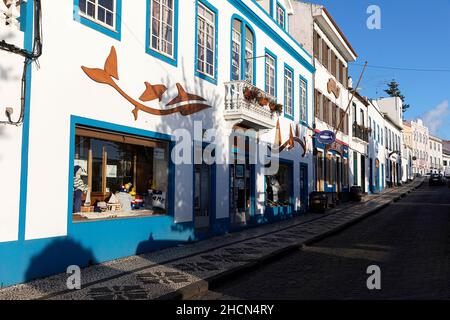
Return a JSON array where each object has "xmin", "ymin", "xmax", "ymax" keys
[{"xmin": 352, "ymin": 122, "xmax": 369, "ymax": 143}]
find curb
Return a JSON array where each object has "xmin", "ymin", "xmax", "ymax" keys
[{"xmin": 161, "ymin": 181, "xmax": 424, "ymax": 300}]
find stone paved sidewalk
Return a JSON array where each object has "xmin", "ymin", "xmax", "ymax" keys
[{"xmin": 0, "ymin": 180, "xmax": 423, "ymax": 300}]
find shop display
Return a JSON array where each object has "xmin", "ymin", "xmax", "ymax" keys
[
  {"xmin": 72, "ymin": 127, "xmax": 169, "ymax": 221},
  {"xmin": 73, "ymin": 165, "xmax": 89, "ymax": 213}
]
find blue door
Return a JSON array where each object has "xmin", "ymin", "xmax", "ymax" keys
[{"xmin": 300, "ymin": 163, "xmax": 308, "ymax": 213}]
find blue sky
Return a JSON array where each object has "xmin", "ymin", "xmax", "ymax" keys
[{"xmin": 316, "ymin": 0, "xmax": 450, "ymax": 139}]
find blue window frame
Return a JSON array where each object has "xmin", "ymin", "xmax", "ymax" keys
[
  {"xmin": 230, "ymin": 15, "xmax": 256, "ymax": 85},
  {"xmin": 146, "ymin": 0, "xmax": 179, "ymax": 67},
  {"xmin": 264, "ymin": 48, "xmax": 277, "ymax": 98},
  {"xmin": 73, "ymin": 0, "xmax": 122, "ymax": 40},
  {"xmin": 195, "ymin": 0, "xmax": 219, "ymax": 85},
  {"xmin": 275, "ymin": 1, "xmax": 286, "ymax": 30},
  {"xmin": 299, "ymin": 75, "xmax": 308, "ymax": 125},
  {"xmin": 284, "ymin": 64, "xmax": 294, "ymax": 120}
]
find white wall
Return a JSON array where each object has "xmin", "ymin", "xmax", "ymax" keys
[
  {"xmin": 0, "ymin": 23, "xmax": 25, "ymax": 242},
  {"xmin": 1, "ymin": 0, "xmax": 314, "ymax": 241}
]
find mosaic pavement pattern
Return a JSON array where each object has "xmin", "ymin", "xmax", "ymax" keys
[{"xmin": 0, "ymin": 181, "xmax": 423, "ymax": 300}]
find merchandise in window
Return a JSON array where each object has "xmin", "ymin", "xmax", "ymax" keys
[
  {"xmin": 265, "ymin": 162, "xmax": 292, "ymax": 207},
  {"xmin": 72, "ymin": 127, "xmax": 169, "ymax": 222}
]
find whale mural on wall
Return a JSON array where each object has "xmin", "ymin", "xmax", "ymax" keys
[{"xmin": 81, "ymin": 46, "xmax": 211, "ymax": 120}]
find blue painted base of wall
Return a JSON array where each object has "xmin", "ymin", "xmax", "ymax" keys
[{"xmin": 0, "ymin": 216, "xmax": 196, "ymax": 288}]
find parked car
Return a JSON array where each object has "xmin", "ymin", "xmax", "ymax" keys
[{"xmin": 429, "ymin": 174, "xmax": 445, "ymax": 186}]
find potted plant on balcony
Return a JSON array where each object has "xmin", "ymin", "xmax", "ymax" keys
[
  {"xmin": 243, "ymin": 86, "xmax": 260, "ymax": 103},
  {"xmin": 258, "ymin": 95, "xmax": 270, "ymax": 107},
  {"xmin": 269, "ymin": 100, "xmax": 283, "ymax": 114}
]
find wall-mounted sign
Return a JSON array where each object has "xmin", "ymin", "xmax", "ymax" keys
[
  {"xmin": 106, "ymin": 165, "xmax": 117, "ymax": 178},
  {"xmin": 154, "ymin": 148, "xmax": 165, "ymax": 160},
  {"xmin": 327, "ymin": 78, "xmax": 341, "ymax": 99},
  {"xmin": 317, "ymin": 130, "xmax": 336, "ymax": 145}
]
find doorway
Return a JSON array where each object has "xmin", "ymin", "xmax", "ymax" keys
[
  {"xmin": 299, "ymin": 163, "xmax": 308, "ymax": 213},
  {"xmin": 230, "ymin": 159, "xmax": 254, "ymax": 227},
  {"xmin": 360, "ymin": 155, "xmax": 366, "ymax": 193},
  {"xmin": 194, "ymin": 163, "xmax": 212, "ymax": 231}
]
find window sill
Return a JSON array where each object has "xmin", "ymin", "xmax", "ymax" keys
[
  {"xmin": 75, "ymin": 15, "xmax": 121, "ymax": 41},
  {"xmin": 72, "ymin": 210, "xmax": 166, "ymax": 223},
  {"xmin": 195, "ymin": 71, "xmax": 217, "ymax": 85},
  {"xmin": 146, "ymin": 48, "xmax": 177, "ymax": 67}
]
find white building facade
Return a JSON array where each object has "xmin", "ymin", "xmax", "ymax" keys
[
  {"xmin": 290, "ymin": 2, "xmax": 357, "ymax": 203},
  {"xmin": 0, "ymin": 0, "xmax": 315, "ymax": 287},
  {"xmin": 349, "ymin": 92, "xmax": 370, "ymax": 193},
  {"xmin": 406, "ymin": 119, "xmax": 430, "ymax": 175},
  {"xmin": 367, "ymin": 100, "xmax": 386, "ymax": 193},
  {"xmin": 377, "ymin": 97, "xmax": 404, "ymax": 187},
  {"xmin": 429, "ymin": 135, "xmax": 443, "ymax": 174}
]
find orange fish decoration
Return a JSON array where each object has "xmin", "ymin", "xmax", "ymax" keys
[
  {"xmin": 273, "ymin": 120, "xmax": 308, "ymax": 157},
  {"xmin": 81, "ymin": 46, "xmax": 211, "ymax": 120}
]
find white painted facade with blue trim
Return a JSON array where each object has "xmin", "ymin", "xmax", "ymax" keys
[{"xmin": 0, "ymin": 0, "xmax": 315, "ymax": 287}]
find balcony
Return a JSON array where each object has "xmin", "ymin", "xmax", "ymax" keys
[
  {"xmin": 224, "ymin": 80, "xmax": 277, "ymax": 130},
  {"xmin": 352, "ymin": 123, "xmax": 369, "ymax": 143}
]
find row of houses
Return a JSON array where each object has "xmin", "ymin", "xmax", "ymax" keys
[{"xmin": 0, "ymin": 0, "xmax": 445, "ymax": 287}]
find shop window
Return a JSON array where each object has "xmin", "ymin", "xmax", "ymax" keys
[
  {"xmin": 72, "ymin": 127, "xmax": 169, "ymax": 222},
  {"xmin": 265, "ymin": 162, "xmax": 292, "ymax": 207}
]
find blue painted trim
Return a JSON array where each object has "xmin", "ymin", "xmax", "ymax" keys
[
  {"xmin": 194, "ymin": 0, "xmax": 219, "ymax": 85},
  {"xmin": 17, "ymin": 0, "xmax": 34, "ymax": 242},
  {"xmin": 73, "ymin": 0, "xmax": 122, "ymax": 41},
  {"xmin": 229, "ymin": 14, "xmax": 257, "ymax": 85},
  {"xmin": 264, "ymin": 48, "xmax": 277, "ymax": 99},
  {"xmin": 283, "ymin": 63, "xmax": 294, "ymax": 121},
  {"xmin": 145, "ymin": 0, "xmax": 179, "ymax": 67},
  {"xmin": 245, "ymin": 0, "xmax": 314, "ymax": 63},
  {"xmin": 275, "ymin": 1, "xmax": 287, "ymax": 30},
  {"xmin": 299, "ymin": 75, "xmax": 309, "ymax": 126}
]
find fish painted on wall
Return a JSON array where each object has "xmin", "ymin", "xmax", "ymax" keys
[{"xmin": 81, "ymin": 46, "xmax": 211, "ymax": 120}]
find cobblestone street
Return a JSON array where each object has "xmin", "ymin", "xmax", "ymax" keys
[{"xmin": 197, "ymin": 184, "xmax": 450, "ymax": 300}]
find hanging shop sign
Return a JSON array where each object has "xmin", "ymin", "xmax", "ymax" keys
[
  {"xmin": 82, "ymin": 46, "xmax": 211, "ymax": 120},
  {"xmin": 317, "ymin": 130, "xmax": 336, "ymax": 146}
]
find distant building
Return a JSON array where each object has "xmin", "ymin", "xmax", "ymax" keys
[
  {"xmin": 367, "ymin": 100, "xmax": 386, "ymax": 193},
  {"xmin": 402, "ymin": 122, "xmax": 414, "ymax": 182},
  {"xmin": 377, "ymin": 97, "xmax": 404, "ymax": 187},
  {"xmin": 405, "ymin": 119, "xmax": 430, "ymax": 175},
  {"xmin": 442, "ymin": 141, "xmax": 450, "ymax": 177},
  {"xmin": 429, "ymin": 135, "xmax": 443, "ymax": 174}
]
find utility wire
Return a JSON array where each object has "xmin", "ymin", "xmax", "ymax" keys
[{"xmin": 351, "ymin": 63, "xmax": 450, "ymax": 73}]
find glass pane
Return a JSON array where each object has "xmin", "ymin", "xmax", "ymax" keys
[
  {"xmin": 91, "ymin": 139, "xmax": 104, "ymax": 193},
  {"xmin": 79, "ymin": 0, "xmax": 87, "ymax": 14},
  {"xmin": 99, "ymin": 0, "xmax": 114, "ymax": 11}
]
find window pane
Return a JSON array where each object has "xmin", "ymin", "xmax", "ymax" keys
[
  {"xmin": 73, "ymin": 129, "xmax": 170, "ymax": 221},
  {"xmin": 99, "ymin": 0, "xmax": 114, "ymax": 11}
]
